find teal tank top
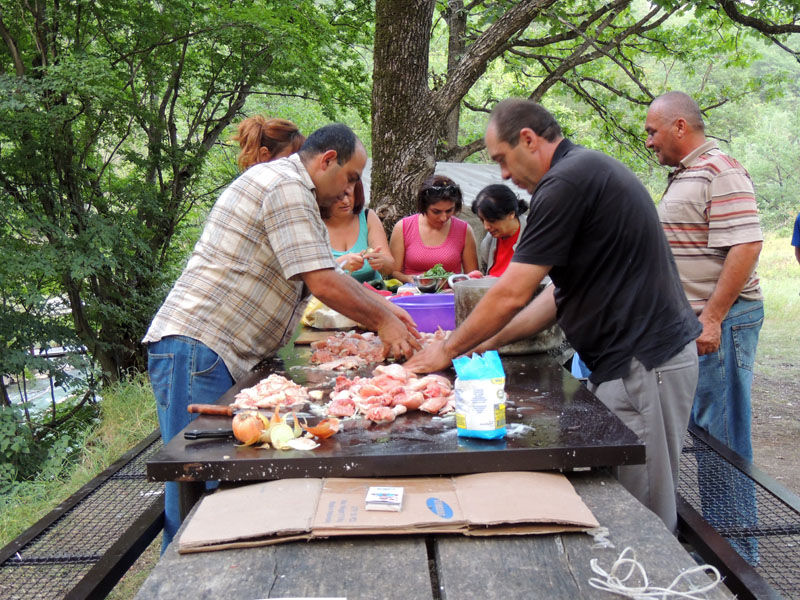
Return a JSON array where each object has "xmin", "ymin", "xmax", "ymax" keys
[{"xmin": 331, "ymin": 210, "xmax": 381, "ymax": 283}]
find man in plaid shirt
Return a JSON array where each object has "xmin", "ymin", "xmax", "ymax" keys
[{"xmin": 144, "ymin": 123, "xmax": 419, "ymax": 548}]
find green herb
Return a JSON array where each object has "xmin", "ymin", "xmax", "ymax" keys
[{"xmin": 423, "ymin": 263, "xmax": 451, "ymax": 278}]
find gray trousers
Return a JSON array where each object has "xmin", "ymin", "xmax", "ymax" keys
[{"xmin": 588, "ymin": 341, "xmax": 698, "ymax": 533}]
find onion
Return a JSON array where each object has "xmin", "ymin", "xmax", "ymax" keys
[
  {"xmin": 232, "ymin": 411, "xmax": 266, "ymax": 446},
  {"xmin": 269, "ymin": 423, "xmax": 295, "ymax": 450}
]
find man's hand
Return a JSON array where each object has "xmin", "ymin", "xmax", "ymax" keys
[
  {"xmin": 404, "ymin": 340, "xmax": 453, "ymax": 374},
  {"xmin": 386, "ymin": 299, "xmax": 422, "ymax": 339},
  {"xmin": 695, "ymin": 240, "xmax": 762, "ymax": 356},
  {"xmin": 377, "ymin": 313, "xmax": 422, "ymax": 360},
  {"xmin": 696, "ymin": 314, "xmax": 722, "ymax": 355},
  {"xmin": 303, "ymin": 268, "xmax": 420, "ymax": 359}
]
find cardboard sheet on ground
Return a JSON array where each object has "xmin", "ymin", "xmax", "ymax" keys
[{"xmin": 177, "ymin": 471, "xmax": 599, "ymax": 553}]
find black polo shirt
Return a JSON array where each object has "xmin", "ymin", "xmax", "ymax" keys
[{"xmin": 512, "ymin": 139, "xmax": 700, "ymax": 384}]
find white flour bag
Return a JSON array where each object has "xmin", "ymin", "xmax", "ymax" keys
[{"xmin": 452, "ymin": 350, "xmax": 507, "ymax": 439}]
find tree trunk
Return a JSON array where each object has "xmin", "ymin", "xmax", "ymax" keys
[
  {"xmin": 371, "ymin": 0, "xmax": 558, "ymax": 230},
  {"xmin": 1, "ymin": 378, "xmax": 10, "ymax": 407},
  {"xmin": 371, "ymin": 0, "xmax": 439, "ymax": 228},
  {"xmin": 440, "ymin": 0, "xmax": 467, "ymax": 156}
]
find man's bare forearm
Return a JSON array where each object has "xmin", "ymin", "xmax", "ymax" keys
[
  {"xmin": 702, "ymin": 241, "xmax": 762, "ymax": 324},
  {"xmin": 443, "ymin": 263, "xmax": 550, "ymax": 358},
  {"xmin": 475, "ymin": 285, "xmax": 557, "ymax": 351}
]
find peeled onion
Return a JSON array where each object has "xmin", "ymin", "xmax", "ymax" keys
[
  {"xmin": 232, "ymin": 411, "xmax": 266, "ymax": 446},
  {"xmin": 269, "ymin": 423, "xmax": 295, "ymax": 450}
]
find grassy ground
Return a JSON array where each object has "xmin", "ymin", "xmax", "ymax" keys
[
  {"xmin": 749, "ymin": 233, "xmax": 800, "ymax": 493},
  {"xmin": 752, "ymin": 233, "xmax": 800, "ymax": 376},
  {"xmin": 0, "ymin": 374, "xmax": 158, "ymax": 549}
]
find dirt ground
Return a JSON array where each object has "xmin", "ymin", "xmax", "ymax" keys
[{"xmin": 751, "ymin": 371, "xmax": 800, "ymax": 494}]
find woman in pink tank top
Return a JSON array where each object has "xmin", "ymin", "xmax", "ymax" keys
[{"xmin": 389, "ymin": 175, "xmax": 479, "ymax": 283}]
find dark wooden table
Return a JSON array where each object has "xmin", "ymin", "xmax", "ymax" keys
[
  {"xmin": 146, "ymin": 351, "xmax": 645, "ymax": 518},
  {"xmin": 135, "ymin": 470, "xmax": 732, "ymax": 599}
]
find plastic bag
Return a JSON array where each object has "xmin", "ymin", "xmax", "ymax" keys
[
  {"xmin": 452, "ymin": 351, "xmax": 507, "ymax": 439},
  {"xmin": 301, "ymin": 296, "xmax": 358, "ymax": 329}
]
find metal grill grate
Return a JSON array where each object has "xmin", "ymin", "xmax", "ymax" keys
[
  {"xmin": 679, "ymin": 430, "xmax": 800, "ymax": 597},
  {"xmin": 0, "ymin": 435, "xmax": 164, "ymax": 600}
]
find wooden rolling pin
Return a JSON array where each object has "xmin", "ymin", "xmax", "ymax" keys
[{"xmin": 187, "ymin": 404, "xmax": 235, "ymax": 416}]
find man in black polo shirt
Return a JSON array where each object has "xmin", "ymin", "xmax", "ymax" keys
[{"xmin": 407, "ymin": 99, "xmax": 701, "ymax": 533}]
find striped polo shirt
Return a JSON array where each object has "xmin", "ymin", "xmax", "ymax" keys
[
  {"xmin": 143, "ymin": 154, "xmax": 337, "ymax": 381},
  {"xmin": 657, "ymin": 140, "xmax": 763, "ymax": 314}
]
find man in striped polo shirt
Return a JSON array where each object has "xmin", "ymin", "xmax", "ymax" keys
[{"xmin": 646, "ymin": 91, "xmax": 763, "ymax": 560}]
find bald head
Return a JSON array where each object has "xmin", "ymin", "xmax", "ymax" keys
[
  {"xmin": 645, "ymin": 91, "xmax": 707, "ymax": 167},
  {"xmin": 650, "ymin": 92, "xmax": 705, "ymax": 132}
]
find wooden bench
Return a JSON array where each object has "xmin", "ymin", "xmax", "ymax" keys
[{"xmin": 136, "ymin": 470, "xmax": 731, "ymax": 600}]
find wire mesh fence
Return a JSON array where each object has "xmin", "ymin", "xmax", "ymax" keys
[
  {"xmin": 0, "ymin": 436, "xmax": 163, "ymax": 600},
  {"xmin": 679, "ymin": 431, "xmax": 800, "ymax": 597}
]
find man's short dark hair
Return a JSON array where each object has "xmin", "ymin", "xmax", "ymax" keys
[
  {"xmin": 490, "ymin": 99, "xmax": 563, "ymax": 146},
  {"xmin": 299, "ymin": 123, "xmax": 358, "ymax": 165}
]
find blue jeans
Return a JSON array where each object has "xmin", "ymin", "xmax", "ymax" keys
[
  {"xmin": 692, "ymin": 299, "xmax": 763, "ymax": 460},
  {"xmin": 692, "ymin": 298, "xmax": 763, "ymax": 563},
  {"xmin": 147, "ymin": 335, "xmax": 234, "ymax": 552}
]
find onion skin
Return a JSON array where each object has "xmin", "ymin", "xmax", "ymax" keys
[
  {"xmin": 301, "ymin": 418, "xmax": 340, "ymax": 439},
  {"xmin": 232, "ymin": 411, "xmax": 266, "ymax": 446}
]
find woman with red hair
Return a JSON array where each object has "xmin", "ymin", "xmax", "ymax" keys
[{"xmin": 233, "ymin": 115, "xmax": 306, "ymax": 170}]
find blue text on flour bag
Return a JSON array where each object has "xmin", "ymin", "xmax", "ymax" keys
[{"xmin": 452, "ymin": 350, "xmax": 506, "ymax": 439}]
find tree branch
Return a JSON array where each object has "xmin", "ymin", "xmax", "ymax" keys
[
  {"xmin": 716, "ymin": 0, "xmax": 800, "ymax": 35},
  {"xmin": 439, "ymin": 136, "xmax": 487, "ymax": 161},
  {"xmin": 0, "ymin": 12, "xmax": 26, "ymax": 76},
  {"xmin": 433, "ymin": 0, "xmax": 559, "ymax": 117}
]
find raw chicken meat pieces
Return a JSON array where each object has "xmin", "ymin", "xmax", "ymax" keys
[
  {"xmin": 231, "ymin": 374, "xmax": 309, "ymax": 409},
  {"xmin": 310, "ymin": 331, "xmax": 386, "ymax": 370},
  {"xmin": 327, "ymin": 364, "xmax": 455, "ymax": 423}
]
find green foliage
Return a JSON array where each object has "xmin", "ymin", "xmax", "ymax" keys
[
  {"xmin": 0, "ymin": 374, "xmax": 157, "ymax": 548},
  {"xmin": 429, "ymin": 1, "xmax": 799, "ymax": 228},
  {"xmin": 0, "ymin": 406, "xmax": 39, "ymax": 485},
  {"xmin": 0, "ymin": 0, "xmax": 372, "ymax": 383},
  {"xmin": 0, "ymin": 399, "xmax": 99, "ymax": 493}
]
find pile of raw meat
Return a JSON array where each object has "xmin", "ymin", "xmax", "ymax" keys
[
  {"xmin": 309, "ymin": 328, "xmax": 450, "ymax": 372},
  {"xmin": 326, "ymin": 363, "xmax": 455, "ymax": 423},
  {"xmin": 232, "ymin": 374, "xmax": 309, "ymax": 409},
  {"xmin": 310, "ymin": 330, "xmax": 386, "ymax": 371}
]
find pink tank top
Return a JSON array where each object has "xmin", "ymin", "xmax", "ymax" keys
[{"xmin": 401, "ymin": 214, "xmax": 468, "ymax": 275}]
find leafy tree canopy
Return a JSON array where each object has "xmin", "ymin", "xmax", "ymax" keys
[{"xmin": 0, "ymin": 0, "xmax": 373, "ymax": 383}]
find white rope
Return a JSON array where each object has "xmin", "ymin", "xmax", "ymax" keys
[
  {"xmin": 587, "ymin": 526, "xmax": 615, "ymax": 549},
  {"xmin": 588, "ymin": 546, "xmax": 724, "ymax": 599}
]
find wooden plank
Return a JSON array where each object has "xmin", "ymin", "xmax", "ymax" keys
[
  {"xmin": 434, "ymin": 471, "xmax": 733, "ymax": 599},
  {"xmin": 136, "ymin": 536, "xmax": 434, "ymax": 600}
]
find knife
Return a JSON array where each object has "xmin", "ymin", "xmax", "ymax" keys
[
  {"xmin": 187, "ymin": 404, "xmax": 235, "ymax": 416},
  {"xmin": 184, "ymin": 428, "xmax": 234, "ymax": 440}
]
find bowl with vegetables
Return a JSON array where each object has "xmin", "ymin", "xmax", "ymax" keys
[{"xmin": 412, "ymin": 264, "xmax": 452, "ymax": 293}]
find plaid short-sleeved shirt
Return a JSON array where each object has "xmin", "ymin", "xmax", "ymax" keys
[
  {"xmin": 143, "ymin": 154, "xmax": 337, "ymax": 381},
  {"xmin": 657, "ymin": 140, "xmax": 763, "ymax": 314}
]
